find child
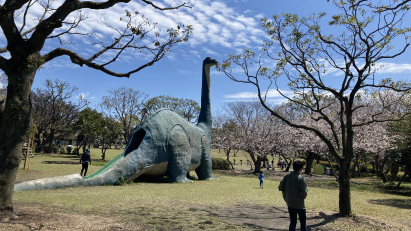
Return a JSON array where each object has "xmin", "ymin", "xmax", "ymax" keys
[{"xmin": 258, "ymin": 171, "xmax": 264, "ymax": 189}]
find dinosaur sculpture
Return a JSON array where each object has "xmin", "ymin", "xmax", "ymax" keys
[{"xmin": 14, "ymin": 57, "xmax": 218, "ymax": 191}]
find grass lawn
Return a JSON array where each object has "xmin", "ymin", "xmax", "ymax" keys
[{"xmin": 9, "ymin": 148, "xmax": 411, "ymax": 230}]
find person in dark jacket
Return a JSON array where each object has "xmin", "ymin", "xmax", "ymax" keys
[
  {"xmin": 80, "ymin": 148, "xmax": 92, "ymax": 177},
  {"xmin": 278, "ymin": 161, "xmax": 308, "ymax": 231}
]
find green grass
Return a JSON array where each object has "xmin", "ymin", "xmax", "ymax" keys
[
  {"xmin": 13, "ymin": 172, "xmax": 411, "ymax": 229},
  {"xmin": 15, "ymin": 148, "xmax": 411, "ymax": 230}
]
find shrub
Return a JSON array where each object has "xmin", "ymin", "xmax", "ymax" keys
[
  {"xmin": 72, "ymin": 148, "xmax": 79, "ymax": 155},
  {"xmin": 34, "ymin": 146, "xmax": 43, "ymax": 153},
  {"xmin": 52, "ymin": 146, "xmax": 59, "ymax": 153},
  {"xmin": 115, "ymin": 176, "xmax": 132, "ymax": 186},
  {"xmin": 360, "ymin": 165, "xmax": 368, "ymax": 173},
  {"xmin": 43, "ymin": 146, "xmax": 50, "ymax": 153},
  {"xmin": 212, "ymin": 157, "xmax": 231, "ymax": 170}
]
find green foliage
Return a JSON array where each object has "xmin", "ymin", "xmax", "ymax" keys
[
  {"xmin": 141, "ymin": 95, "xmax": 200, "ymax": 123},
  {"xmin": 42, "ymin": 146, "xmax": 50, "ymax": 153},
  {"xmin": 388, "ymin": 116, "xmax": 411, "ymax": 170},
  {"xmin": 34, "ymin": 146, "xmax": 42, "ymax": 153},
  {"xmin": 75, "ymin": 108, "xmax": 122, "ymax": 155},
  {"xmin": 211, "ymin": 157, "xmax": 231, "ymax": 170},
  {"xmin": 115, "ymin": 176, "xmax": 132, "ymax": 186},
  {"xmin": 52, "ymin": 146, "xmax": 59, "ymax": 154},
  {"xmin": 72, "ymin": 148, "xmax": 79, "ymax": 155},
  {"xmin": 75, "ymin": 108, "xmax": 105, "ymax": 140}
]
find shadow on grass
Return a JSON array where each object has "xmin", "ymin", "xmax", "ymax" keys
[
  {"xmin": 307, "ymin": 178, "xmax": 411, "ymax": 197},
  {"xmin": 132, "ymin": 175, "xmax": 170, "ymax": 184},
  {"xmin": 194, "ymin": 205, "xmax": 339, "ymax": 231},
  {"xmin": 368, "ymin": 198, "xmax": 411, "ymax": 210},
  {"xmin": 42, "ymin": 161, "xmax": 78, "ymax": 165}
]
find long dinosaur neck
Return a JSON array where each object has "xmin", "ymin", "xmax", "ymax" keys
[{"xmin": 197, "ymin": 62, "xmax": 212, "ymax": 131}]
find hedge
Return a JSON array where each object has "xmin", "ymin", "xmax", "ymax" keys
[{"xmin": 211, "ymin": 157, "xmax": 231, "ymax": 170}]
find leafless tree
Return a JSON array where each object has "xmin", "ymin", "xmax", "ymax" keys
[{"xmin": 0, "ymin": 0, "xmax": 192, "ymax": 221}]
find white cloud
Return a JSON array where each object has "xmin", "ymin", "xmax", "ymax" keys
[
  {"xmin": 202, "ymin": 48, "xmax": 220, "ymax": 56},
  {"xmin": 255, "ymin": 13, "xmax": 265, "ymax": 19},
  {"xmin": 374, "ymin": 62, "xmax": 411, "ymax": 74},
  {"xmin": 78, "ymin": 92, "xmax": 89, "ymax": 99},
  {"xmin": 225, "ymin": 89, "xmax": 294, "ymax": 99},
  {"xmin": 10, "ymin": 0, "xmax": 267, "ymax": 67}
]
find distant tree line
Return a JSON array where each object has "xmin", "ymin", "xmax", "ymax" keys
[{"xmin": 31, "ymin": 79, "xmax": 201, "ymax": 161}]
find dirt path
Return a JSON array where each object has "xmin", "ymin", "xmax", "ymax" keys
[
  {"xmin": 0, "ymin": 204, "xmax": 142, "ymax": 231},
  {"xmin": 203, "ymin": 204, "xmax": 407, "ymax": 231},
  {"xmin": 1, "ymin": 203, "xmax": 407, "ymax": 231}
]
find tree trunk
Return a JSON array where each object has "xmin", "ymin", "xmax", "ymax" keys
[
  {"xmin": 101, "ymin": 147, "xmax": 106, "ymax": 160},
  {"xmin": 375, "ymin": 155, "xmax": 380, "ymax": 176},
  {"xmin": 378, "ymin": 156, "xmax": 389, "ymax": 183},
  {"xmin": 224, "ymin": 148, "xmax": 234, "ymax": 170},
  {"xmin": 281, "ymin": 154, "xmax": 292, "ymax": 172},
  {"xmin": 47, "ymin": 128, "xmax": 55, "ymax": 153},
  {"xmin": 254, "ymin": 156, "xmax": 262, "ymax": 173},
  {"xmin": 338, "ymin": 159, "xmax": 352, "ymax": 217},
  {"xmin": 233, "ymin": 149, "xmax": 239, "ymax": 157},
  {"xmin": 327, "ymin": 158, "xmax": 338, "ymax": 179},
  {"xmin": 304, "ymin": 151, "xmax": 314, "ymax": 174},
  {"xmin": 389, "ymin": 164, "xmax": 399, "ymax": 182},
  {"xmin": 354, "ymin": 157, "xmax": 360, "ymax": 176},
  {"xmin": 225, "ymin": 148, "xmax": 231, "ymax": 162},
  {"xmin": 0, "ymin": 65, "xmax": 36, "ymax": 221}
]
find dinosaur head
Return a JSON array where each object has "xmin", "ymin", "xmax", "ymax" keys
[{"xmin": 203, "ymin": 57, "xmax": 218, "ymax": 66}]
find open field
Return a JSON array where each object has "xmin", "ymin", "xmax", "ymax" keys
[{"xmin": 6, "ymin": 149, "xmax": 411, "ymax": 230}]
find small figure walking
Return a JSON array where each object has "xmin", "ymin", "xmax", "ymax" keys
[
  {"xmin": 80, "ymin": 148, "xmax": 92, "ymax": 177},
  {"xmin": 258, "ymin": 171, "xmax": 264, "ymax": 189}
]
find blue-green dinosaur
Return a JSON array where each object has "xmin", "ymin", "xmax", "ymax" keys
[{"xmin": 14, "ymin": 57, "xmax": 218, "ymax": 191}]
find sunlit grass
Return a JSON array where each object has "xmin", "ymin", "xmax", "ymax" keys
[
  {"xmin": 14, "ymin": 172, "xmax": 411, "ymax": 226},
  {"xmin": 15, "ymin": 147, "xmax": 411, "ymax": 230}
]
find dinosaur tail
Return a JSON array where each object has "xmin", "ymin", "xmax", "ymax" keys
[{"xmin": 14, "ymin": 129, "xmax": 154, "ymax": 191}]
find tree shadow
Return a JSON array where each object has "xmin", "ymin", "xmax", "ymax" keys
[
  {"xmin": 381, "ymin": 186, "xmax": 411, "ymax": 197},
  {"xmin": 368, "ymin": 198, "xmax": 411, "ymax": 210},
  {"xmin": 195, "ymin": 205, "xmax": 339, "ymax": 231},
  {"xmin": 41, "ymin": 161, "xmax": 78, "ymax": 165}
]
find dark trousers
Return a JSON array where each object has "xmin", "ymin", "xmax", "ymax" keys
[
  {"xmin": 288, "ymin": 207, "xmax": 306, "ymax": 231},
  {"xmin": 260, "ymin": 180, "xmax": 263, "ymax": 188},
  {"xmin": 80, "ymin": 163, "xmax": 89, "ymax": 176}
]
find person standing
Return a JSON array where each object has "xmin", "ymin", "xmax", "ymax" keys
[
  {"xmin": 80, "ymin": 148, "xmax": 92, "ymax": 177},
  {"xmin": 278, "ymin": 161, "xmax": 308, "ymax": 231},
  {"xmin": 258, "ymin": 171, "xmax": 264, "ymax": 189}
]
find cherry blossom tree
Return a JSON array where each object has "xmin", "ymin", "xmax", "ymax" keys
[
  {"xmin": 211, "ymin": 111, "xmax": 241, "ymax": 169},
  {"xmin": 223, "ymin": 100, "xmax": 286, "ymax": 173},
  {"xmin": 221, "ymin": 0, "xmax": 411, "ymax": 216}
]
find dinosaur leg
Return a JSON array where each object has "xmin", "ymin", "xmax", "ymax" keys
[
  {"xmin": 168, "ymin": 125, "xmax": 192, "ymax": 183},
  {"xmin": 195, "ymin": 135, "xmax": 216, "ymax": 180}
]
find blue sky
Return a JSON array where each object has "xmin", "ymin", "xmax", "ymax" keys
[{"xmin": 3, "ymin": 0, "xmax": 411, "ymax": 112}]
